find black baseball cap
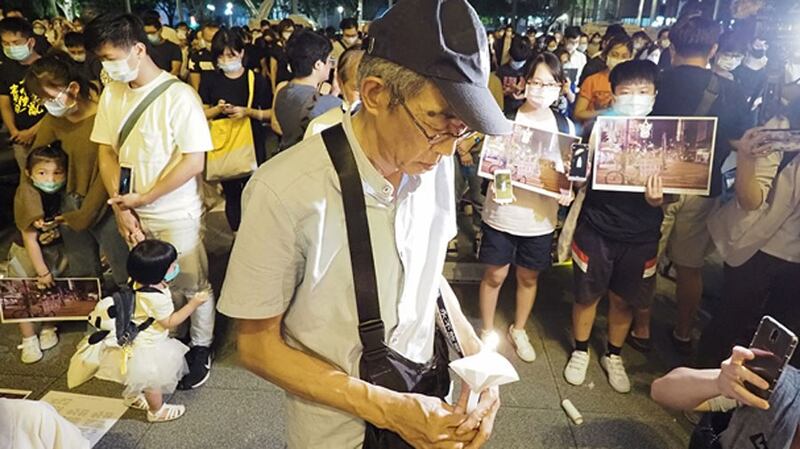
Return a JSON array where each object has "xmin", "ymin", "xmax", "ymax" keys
[{"xmin": 366, "ymin": 0, "xmax": 512, "ymax": 136}]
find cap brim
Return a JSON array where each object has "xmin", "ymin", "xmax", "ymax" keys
[{"xmin": 434, "ymin": 79, "xmax": 513, "ymax": 136}]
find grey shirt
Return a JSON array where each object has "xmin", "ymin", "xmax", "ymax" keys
[
  {"xmin": 720, "ymin": 366, "xmax": 800, "ymax": 449},
  {"xmin": 274, "ymin": 83, "xmax": 342, "ymax": 150}
]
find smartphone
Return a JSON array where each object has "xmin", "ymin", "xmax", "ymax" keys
[
  {"xmin": 118, "ymin": 166, "xmax": 133, "ymax": 195},
  {"xmin": 568, "ymin": 143, "xmax": 589, "ymax": 182},
  {"xmin": 493, "ymin": 169, "xmax": 514, "ymax": 204},
  {"xmin": 744, "ymin": 316, "xmax": 798, "ymax": 400}
]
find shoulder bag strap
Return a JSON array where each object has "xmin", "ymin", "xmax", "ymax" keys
[
  {"xmin": 117, "ymin": 79, "xmax": 181, "ymax": 150},
  {"xmin": 321, "ymin": 125, "xmax": 387, "ymax": 360},
  {"xmin": 246, "ymin": 70, "xmax": 255, "ymax": 109},
  {"xmin": 694, "ymin": 73, "xmax": 720, "ymax": 116}
]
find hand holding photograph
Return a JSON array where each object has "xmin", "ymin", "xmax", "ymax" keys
[
  {"xmin": 478, "ymin": 123, "xmax": 582, "ymax": 199},
  {"xmin": 592, "ymin": 116, "xmax": 718, "ymax": 196}
]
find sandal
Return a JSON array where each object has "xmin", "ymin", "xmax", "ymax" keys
[
  {"xmin": 123, "ymin": 393, "xmax": 149, "ymax": 411},
  {"xmin": 147, "ymin": 403, "xmax": 186, "ymax": 422}
]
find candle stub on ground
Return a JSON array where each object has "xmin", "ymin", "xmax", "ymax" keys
[{"xmin": 561, "ymin": 399, "xmax": 583, "ymax": 425}]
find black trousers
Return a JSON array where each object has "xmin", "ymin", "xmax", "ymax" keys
[
  {"xmin": 698, "ymin": 251, "xmax": 800, "ymax": 368},
  {"xmin": 220, "ymin": 176, "xmax": 249, "ymax": 232}
]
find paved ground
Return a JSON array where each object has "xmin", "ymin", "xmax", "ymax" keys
[{"xmin": 0, "ymin": 207, "xmax": 699, "ymax": 449}]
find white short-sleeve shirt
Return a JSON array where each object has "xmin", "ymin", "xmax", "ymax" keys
[
  {"xmin": 90, "ymin": 72, "xmax": 212, "ymax": 221},
  {"xmin": 217, "ymin": 111, "xmax": 457, "ymax": 448}
]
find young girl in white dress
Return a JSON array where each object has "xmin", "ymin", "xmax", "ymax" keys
[{"xmin": 95, "ymin": 239, "xmax": 209, "ymax": 422}]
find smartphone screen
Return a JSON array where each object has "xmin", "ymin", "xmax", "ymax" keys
[
  {"xmin": 744, "ymin": 316, "xmax": 798, "ymax": 400},
  {"xmin": 568, "ymin": 143, "xmax": 589, "ymax": 182},
  {"xmin": 119, "ymin": 166, "xmax": 133, "ymax": 195},
  {"xmin": 493, "ymin": 169, "xmax": 514, "ymax": 204}
]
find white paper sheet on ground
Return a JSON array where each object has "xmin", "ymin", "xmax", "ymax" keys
[
  {"xmin": 41, "ymin": 391, "xmax": 128, "ymax": 448},
  {"xmin": 449, "ymin": 351, "xmax": 520, "ymax": 392}
]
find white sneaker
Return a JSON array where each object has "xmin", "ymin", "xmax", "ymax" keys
[
  {"xmin": 600, "ymin": 354, "xmax": 631, "ymax": 393},
  {"xmin": 18, "ymin": 336, "xmax": 43, "ymax": 364},
  {"xmin": 39, "ymin": 327, "xmax": 59, "ymax": 351},
  {"xmin": 564, "ymin": 350, "xmax": 590, "ymax": 386},
  {"xmin": 507, "ymin": 325, "xmax": 536, "ymax": 362}
]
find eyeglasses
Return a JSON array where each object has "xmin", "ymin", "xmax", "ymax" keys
[
  {"xmin": 527, "ymin": 80, "xmax": 561, "ymax": 89},
  {"xmin": 399, "ymin": 101, "xmax": 474, "ymax": 146}
]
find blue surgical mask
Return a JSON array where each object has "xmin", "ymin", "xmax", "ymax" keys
[
  {"xmin": 164, "ymin": 264, "xmax": 180, "ymax": 283},
  {"xmin": 33, "ymin": 180, "xmax": 66, "ymax": 193},
  {"xmin": 4, "ymin": 43, "xmax": 31, "ymax": 61},
  {"xmin": 509, "ymin": 59, "xmax": 526, "ymax": 70}
]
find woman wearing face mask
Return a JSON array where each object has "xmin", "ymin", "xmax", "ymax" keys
[
  {"xmin": 712, "ymin": 31, "xmax": 748, "ymax": 81},
  {"xmin": 631, "ymin": 31, "xmax": 652, "ymax": 61},
  {"xmin": 574, "ymin": 34, "xmax": 632, "ymax": 124},
  {"xmin": 478, "ymin": 53, "xmax": 577, "ymax": 364},
  {"xmin": 200, "ymin": 28, "xmax": 273, "ymax": 231},
  {"xmin": 23, "ymin": 52, "xmax": 130, "ymax": 288},
  {"xmin": 587, "ymin": 33, "xmax": 602, "ymax": 57}
]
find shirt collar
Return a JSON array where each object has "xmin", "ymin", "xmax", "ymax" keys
[{"xmin": 341, "ymin": 110, "xmax": 397, "ymax": 202}]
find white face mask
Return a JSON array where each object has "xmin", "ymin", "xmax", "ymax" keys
[
  {"xmin": 343, "ymin": 36, "xmax": 358, "ymax": 47},
  {"xmin": 612, "ymin": 94, "xmax": 655, "ymax": 117},
  {"xmin": 71, "ymin": 53, "xmax": 86, "ymax": 63},
  {"xmin": 578, "ymin": 43, "xmax": 588, "ymax": 53},
  {"xmin": 218, "ymin": 59, "xmax": 243, "ymax": 73},
  {"xmin": 716, "ymin": 55, "xmax": 743, "ymax": 72},
  {"xmin": 510, "ymin": 59, "xmax": 526, "ymax": 70},
  {"xmin": 43, "ymin": 89, "xmax": 76, "ymax": 117},
  {"xmin": 101, "ymin": 50, "xmax": 141, "ymax": 83},
  {"xmin": 525, "ymin": 84, "xmax": 560, "ymax": 108}
]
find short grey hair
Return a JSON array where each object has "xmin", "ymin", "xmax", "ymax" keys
[{"xmin": 357, "ymin": 54, "xmax": 429, "ymax": 107}]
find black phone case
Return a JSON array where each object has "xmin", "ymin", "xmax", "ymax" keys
[
  {"xmin": 569, "ymin": 144, "xmax": 589, "ymax": 181},
  {"xmin": 744, "ymin": 316, "xmax": 798, "ymax": 400}
]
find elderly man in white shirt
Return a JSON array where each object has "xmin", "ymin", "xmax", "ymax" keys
[{"xmin": 216, "ymin": 0, "xmax": 512, "ymax": 448}]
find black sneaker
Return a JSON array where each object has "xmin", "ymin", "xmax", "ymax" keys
[
  {"xmin": 177, "ymin": 346, "xmax": 212, "ymax": 390},
  {"xmin": 626, "ymin": 331, "xmax": 652, "ymax": 353}
]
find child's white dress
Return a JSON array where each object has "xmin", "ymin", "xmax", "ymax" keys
[{"xmin": 95, "ymin": 286, "xmax": 189, "ymax": 396}]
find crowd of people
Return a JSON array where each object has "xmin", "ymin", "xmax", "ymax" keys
[{"xmin": 1, "ymin": 0, "xmax": 800, "ymax": 447}]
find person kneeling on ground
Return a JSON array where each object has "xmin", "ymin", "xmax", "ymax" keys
[{"xmin": 652, "ymin": 346, "xmax": 800, "ymax": 449}]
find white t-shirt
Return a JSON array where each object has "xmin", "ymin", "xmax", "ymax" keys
[
  {"xmin": 482, "ymin": 110, "xmax": 573, "ymax": 237},
  {"xmin": 90, "ymin": 72, "xmax": 213, "ymax": 221},
  {"xmin": 564, "ymin": 50, "xmax": 587, "ymax": 85},
  {"xmin": 132, "ymin": 286, "xmax": 174, "ymax": 346}
]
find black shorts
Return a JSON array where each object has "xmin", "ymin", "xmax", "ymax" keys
[
  {"xmin": 478, "ymin": 223, "xmax": 553, "ymax": 272},
  {"xmin": 571, "ymin": 221, "xmax": 657, "ymax": 309}
]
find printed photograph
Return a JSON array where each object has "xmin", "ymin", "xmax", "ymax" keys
[
  {"xmin": 592, "ymin": 116, "xmax": 718, "ymax": 195},
  {"xmin": 478, "ymin": 123, "xmax": 582, "ymax": 199},
  {"xmin": 0, "ymin": 278, "xmax": 101, "ymax": 324}
]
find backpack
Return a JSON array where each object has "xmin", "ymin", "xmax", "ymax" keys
[{"xmin": 87, "ymin": 285, "xmax": 159, "ymax": 347}]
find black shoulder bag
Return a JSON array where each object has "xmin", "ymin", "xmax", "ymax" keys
[{"xmin": 321, "ymin": 125, "xmax": 451, "ymax": 448}]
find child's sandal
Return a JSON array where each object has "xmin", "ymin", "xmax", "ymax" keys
[
  {"xmin": 122, "ymin": 393, "xmax": 149, "ymax": 411},
  {"xmin": 147, "ymin": 403, "xmax": 185, "ymax": 422}
]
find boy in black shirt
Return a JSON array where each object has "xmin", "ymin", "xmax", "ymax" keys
[
  {"xmin": 0, "ymin": 17, "xmax": 45, "ymax": 171},
  {"xmin": 143, "ymin": 11, "xmax": 181, "ymax": 76},
  {"xmin": 651, "ymin": 16, "xmax": 750, "ymax": 354},
  {"xmin": 564, "ymin": 60, "xmax": 663, "ymax": 394}
]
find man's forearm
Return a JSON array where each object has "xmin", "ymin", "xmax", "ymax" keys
[
  {"xmin": 237, "ymin": 317, "xmax": 405, "ymax": 429},
  {"xmin": 651, "ymin": 367, "xmax": 721, "ymax": 410},
  {"xmin": 141, "ymin": 152, "xmax": 204, "ymax": 205}
]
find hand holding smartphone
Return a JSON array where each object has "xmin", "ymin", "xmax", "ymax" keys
[{"xmin": 743, "ymin": 316, "xmax": 798, "ymax": 401}]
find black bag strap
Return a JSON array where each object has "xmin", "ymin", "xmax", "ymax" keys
[
  {"xmin": 132, "ymin": 285, "xmax": 162, "ymax": 332},
  {"xmin": 117, "ymin": 79, "xmax": 180, "ymax": 150},
  {"xmin": 321, "ymin": 125, "xmax": 387, "ymax": 361},
  {"xmin": 694, "ymin": 73, "xmax": 720, "ymax": 116},
  {"xmin": 553, "ymin": 110, "xmax": 570, "ymax": 135}
]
